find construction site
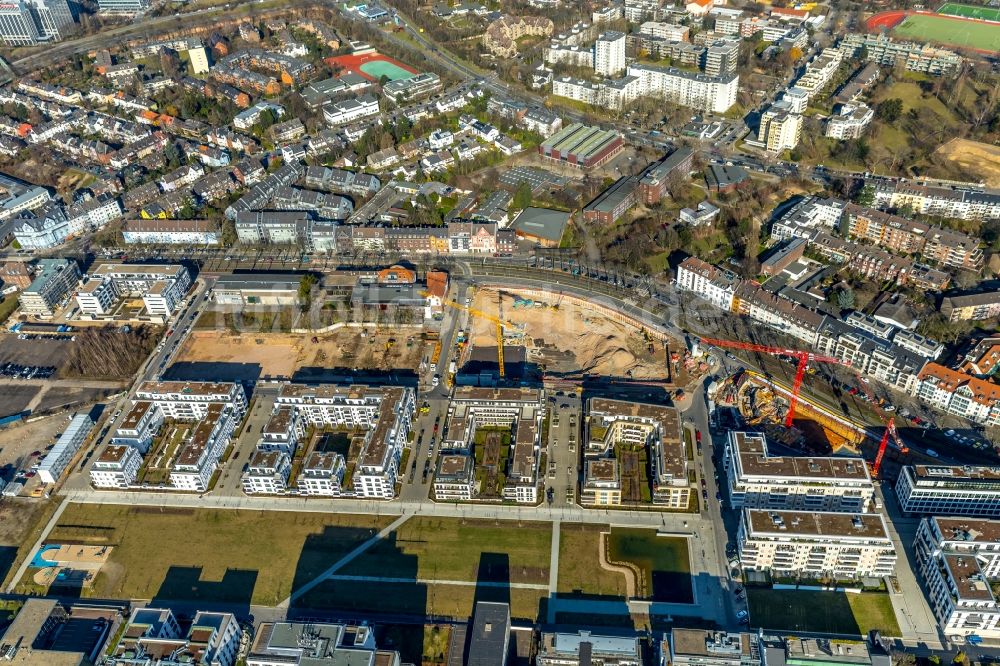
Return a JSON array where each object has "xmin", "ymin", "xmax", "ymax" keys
[
  {"xmin": 712, "ymin": 370, "xmax": 867, "ymax": 455},
  {"xmin": 706, "ymin": 336, "xmax": 909, "ymax": 477},
  {"xmin": 463, "ymin": 287, "xmax": 706, "ymax": 385},
  {"xmin": 174, "ymin": 327, "xmax": 429, "ymax": 379}
]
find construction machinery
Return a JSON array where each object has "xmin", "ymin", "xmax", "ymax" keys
[
  {"xmin": 701, "ymin": 337, "xmax": 844, "ymax": 428},
  {"xmin": 426, "ymin": 292, "xmax": 520, "ymax": 378},
  {"xmin": 702, "ymin": 336, "xmax": 907, "ymax": 477}
]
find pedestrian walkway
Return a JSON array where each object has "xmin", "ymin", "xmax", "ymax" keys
[
  {"xmin": 280, "ymin": 513, "xmax": 411, "ymax": 608},
  {"xmin": 6, "ymin": 498, "xmax": 68, "ymax": 593},
  {"xmin": 326, "ymin": 574, "xmax": 548, "ymax": 590},
  {"xmin": 547, "ymin": 520, "xmax": 560, "ymax": 623}
]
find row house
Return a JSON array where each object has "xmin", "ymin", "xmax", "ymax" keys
[
  {"xmin": 191, "ymin": 170, "xmax": 240, "ymax": 203},
  {"xmin": 872, "ymin": 178, "xmax": 1000, "ymax": 222},
  {"xmin": 675, "ymin": 256, "xmax": 740, "ymax": 310},
  {"xmin": 915, "ymin": 363, "xmax": 1000, "ymax": 427},
  {"xmin": 0, "ymin": 90, "xmax": 74, "ymax": 118},
  {"xmin": 65, "ymin": 194, "xmax": 122, "ymax": 235}
]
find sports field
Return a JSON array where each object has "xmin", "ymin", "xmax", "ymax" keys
[
  {"xmin": 938, "ymin": 2, "xmax": 1000, "ymax": 21},
  {"xmin": 359, "ymin": 60, "xmax": 414, "ymax": 81},
  {"xmin": 894, "ymin": 13, "xmax": 1000, "ymax": 51},
  {"xmin": 326, "ymin": 53, "xmax": 417, "ymax": 82}
]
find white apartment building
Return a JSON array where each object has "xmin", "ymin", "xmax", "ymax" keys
[
  {"xmin": 627, "ymin": 64, "xmax": 738, "ymax": 113},
  {"xmin": 826, "ymin": 104, "xmax": 874, "ymax": 140},
  {"xmin": 639, "ymin": 21, "xmax": 688, "ymax": 41},
  {"xmin": 242, "ymin": 450, "xmax": 291, "ymax": 495},
  {"xmin": 257, "ymin": 406, "xmax": 304, "ymax": 455},
  {"xmin": 594, "ymin": 31, "xmax": 626, "ymax": 76},
  {"xmin": 871, "ymin": 179, "xmax": 1000, "ymax": 223},
  {"xmin": 135, "ymin": 381, "xmax": 248, "ymax": 421},
  {"xmin": 445, "ymin": 387, "xmax": 545, "ymax": 504},
  {"xmin": 915, "ymin": 516, "xmax": 1000, "ymax": 639},
  {"xmin": 66, "ymin": 195, "xmax": 122, "ymax": 236},
  {"xmin": 896, "ymin": 465, "xmax": 1000, "ymax": 518},
  {"xmin": 758, "ymin": 109, "xmax": 802, "ymax": 152},
  {"xmin": 276, "ymin": 384, "xmax": 415, "ymax": 499},
  {"xmin": 544, "ymin": 44, "xmax": 594, "ymax": 68},
  {"xmin": 90, "ymin": 444, "xmax": 142, "ymax": 489},
  {"xmin": 76, "ymin": 263, "xmax": 191, "ymax": 319},
  {"xmin": 296, "ymin": 451, "xmax": 347, "ymax": 496},
  {"xmin": 122, "ymin": 219, "xmax": 221, "ymax": 245},
  {"xmin": 675, "ymin": 256, "xmax": 740, "ymax": 310},
  {"xmin": 107, "ymin": 608, "xmax": 241, "ymax": 666},
  {"xmin": 793, "ymin": 47, "xmax": 844, "ymax": 100},
  {"xmin": 434, "ymin": 453, "xmax": 475, "ymax": 501},
  {"xmin": 585, "ymin": 398, "xmax": 689, "ymax": 508},
  {"xmin": 738, "ymin": 509, "xmax": 897, "ymax": 578},
  {"xmin": 915, "ymin": 363, "xmax": 1000, "ymax": 427},
  {"xmin": 323, "ymin": 94, "xmax": 379, "ymax": 126},
  {"xmin": 770, "ymin": 196, "xmax": 846, "ymax": 241},
  {"xmin": 723, "ymin": 431, "xmax": 874, "ymax": 512},
  {"xmin": 169, "ymin": 403, "xmax": 238, "ymax": 492},
  {"xmin": 38, "ymin": 412, "xmax": 94, "ymax": 484}
]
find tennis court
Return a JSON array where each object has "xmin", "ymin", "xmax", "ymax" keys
[
  {"xmin": 894, "ymin": 13, "xmax": 1000, "ymax": 51},
  {"xmin": 938, "ymin": 2, "xmax": 1000, "ymax": 22}
]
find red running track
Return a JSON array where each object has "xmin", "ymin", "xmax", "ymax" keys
[{"xmin": 865, "ymin": 9, "xmax": 909, "ymax": 31}]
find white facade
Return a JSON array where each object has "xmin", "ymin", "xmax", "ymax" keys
[
  {"xmin": 826, "ymin": 104, "xmax": 874, "ymax": 140},
  {"xmin": 38, "ymin": 412, "xmax": 94, "ymax": 484},
  {"xmin": 241, "ymin": 451, "xmax": 291, "ymax": 495},
  {"xmin": 675, "ymin": 256, "xmax": 739, "ymax": 310},
  {"xmin": 297, "ymin": 452, "xmax": 347, "ymax": 496},
  {"xmin": 739, "ymin": 509, "xmax": 897, "ymax": 578},
  {"xmin": 915, "ymin": 517, "xmax": 1000, "ymax": 639},
  {"xmin": 169, "ymin": 404, "xmax": 238, "ymax": 492},
  {"xmin": 111, "ymin": 401, "xmax": 162, "ymax": 453},
  {"xmin": 627, "ymin": 64, "xmax": 738, "ymax": 113},
  {"xmin": 594, "ymin": 31, "xmax": 625, "ymax": 76},
  {"xmin": 276, "ymin": 384, "xmax": 415, "ymax": 499},
  {"xmin": 135, "ymin": 381, "xmax": 247, "ymax": 421},
  {"xmin": 90, "ymin": 444, "xmax": 142, "ymax": 489},
  {"xmin": 723, "ymin": 431, "xmax": 874, "ymax": 512},
  {"xmin": 323, "ymin": 95, "xmax": 379, "ymax": 126}
]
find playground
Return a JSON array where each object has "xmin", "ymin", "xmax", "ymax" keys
[
  {"xmin": 30, "ymin": 544, "xmax": 113, "ymax": 590},
  {"xmin": 326, "ymin": 52, "xmax": 417, "ymax": 82}
]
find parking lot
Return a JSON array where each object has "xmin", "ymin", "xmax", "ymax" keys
[
  {"xmin": 0, "ymin": 336, "xmax": 72, "ymax": 371},
  {"xmin": 545, "ymin": 391, "xmax": 582, "ymax": 507},
  {"xmin": 0, "ymin": 413, "xmax": 70, "ymax": 495}
]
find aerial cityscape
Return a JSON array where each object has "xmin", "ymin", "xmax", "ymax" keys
[{"xmin": 0, "ymin": 0, "xmax": 996, "ymax": 663}]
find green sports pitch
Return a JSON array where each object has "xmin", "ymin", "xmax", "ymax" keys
[
  {"xmin": 894, "ymin": 12, "xmax": 1000, "ymax": 51},
  {"xmin": 938, "ymin": 2, "xmax": 1000, "ymax": 21}
]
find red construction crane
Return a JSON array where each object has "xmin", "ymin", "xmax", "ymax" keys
[
  {"xmin": 701, "ymin": 336, "xmax": 907, "ymax": 477},
  {"xmin": 700, "ymin": 337, "xmax": 844, "ymax": 428}
]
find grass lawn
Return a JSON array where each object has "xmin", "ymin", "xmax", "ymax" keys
[
  {"xmin": 340, "ymin": 517, "xmax": 551, "ymax": 585},
  {"xmin": 606, "ymin": 528, "xmax": 692, "ymax": 603},
  {"xmin": 377, "ymin": 624, "xmax": 452, "ymax": 665},
  {"xmin": 876, "ymin": 81, "xmax": 956, "ymax": 122},
  {"xmin": 557, "ymin": 524, "xmax": 628, "ymax": 598},
  {"xmin": 747, "ymin": 588, "xmax": 901, "ymax": 636},
  {"xmin": 894, "ymin": 13, "xmax": 1000, "ymax": 51},
  {"xmin": 38, "ymin": 504, "xmax": 389, "ymax": 605},
  {"xmin": 939, "ymin": 2, "xmax": 1000, "ymax": 21},
  {"xmin": 298, "ymin": 578, "xmax": 547, "ymax": 621},
  {"xmin": 0, "ymin": 295, "xmax": 18, "ymax": 328}
]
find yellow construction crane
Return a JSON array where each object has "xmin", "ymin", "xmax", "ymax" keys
[{"xmin": 424, "ymin": 291, "xmax": 516, "ymax": 378}]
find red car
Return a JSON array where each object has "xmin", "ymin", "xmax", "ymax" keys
[{"xmin": 695, "ymin": 430, "xmax": 702, "ymax": 444}]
